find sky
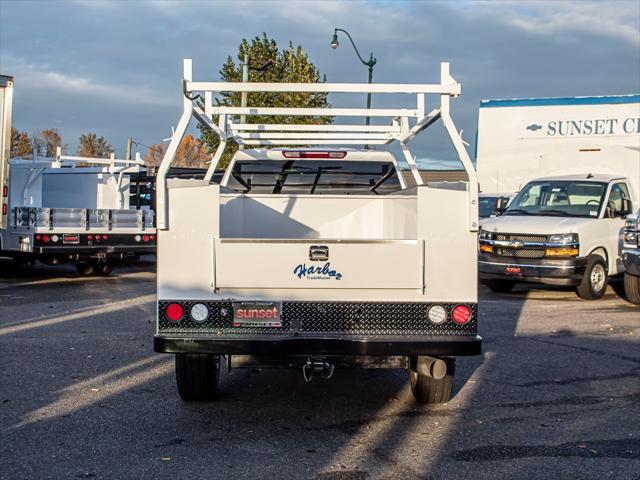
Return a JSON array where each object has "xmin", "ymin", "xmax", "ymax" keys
[{"xmin": 1, "ymin": 0, "xmax": 639, "ymax": 169}]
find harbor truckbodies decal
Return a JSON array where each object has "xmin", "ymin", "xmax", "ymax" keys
[{"xmin": 294, "ymin": 262, "xmax": 342, "ymax": 280}]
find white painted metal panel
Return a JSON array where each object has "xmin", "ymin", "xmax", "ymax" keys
[{"xmin": 215, "ymin": 240, "xmax": 423, "ymax": 290}]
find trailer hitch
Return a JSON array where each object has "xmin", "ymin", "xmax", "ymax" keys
[{"xmin": 302, "ymin": 357, "xmax": 335, "ymax": 382}]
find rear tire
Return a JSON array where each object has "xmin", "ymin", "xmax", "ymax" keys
[
  {"xmin": 623, "ymin": 272, "xmax": 640, "ymax": 305},
  {"xmin": 75, "ymin": 262, "xmax": 95, "ymax": 276},
  {"xmin": 410, "ymin": 358, "xmax": 455, "ymax": 404},
  {"xmin": 484, "ymin": 279, "xmax": 515, "ymax": 293},
  {"xmin": 576, "ymin": 255, "xmax": 608, "ymax": 300},
  {"xmin": 175, "ymin": 353, "xmax": 220, "ymax": 401},
  {"xmin": 95, "ymin": 262, "xmax": 114, "ymax": 276}
]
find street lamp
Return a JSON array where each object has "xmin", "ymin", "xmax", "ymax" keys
[{"xmin": 330, "ymin": 28, "xmax": 377, "ymax": 129}]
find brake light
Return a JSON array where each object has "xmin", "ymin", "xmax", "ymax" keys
[
  {"xmin": 142, "ymin": 235, "xmax": 150, "ymax": 242},
  {"xmin": 452, "ymin": 305, "xmax": 471, "ymax": 325},
  {"xmin": 165, "ymin": 303, "xmax": 184, "ymax": 322},
  {"xmin": 102, "ymin": 234, "xmax": 109, "ymax": 240},
  {"xmin": 42, "ymin": 235, "xmax": 51, "ymax": 243},
  {"xmin": 95, "ymin": 234, "xmax": 101, "ymax": 241},
  {"xmin": 87, "ymin": 235, "xmax": 94, "ymax": 240},
  {"xmin": 35, "ymin": 234, "xmax": 41, "ymax": 240},
  {"xmin": 150, "ymin": 235, "xmax": 155, "ymax": 240},
  {"xmin": 2, "ymin": 185, "xmax": 7, "ymax": 197},
  {"xmin": 282, "ymin": 151, "xmax": 347, "ymax": 159},
  {"xmin": 2, "ymin": 204, "xmax": 6, "ymax": 215}
]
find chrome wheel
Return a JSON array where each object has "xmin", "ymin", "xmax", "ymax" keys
[{"xmin": 590, "ymin": 263, "xmax": 606, "ymax": 292}]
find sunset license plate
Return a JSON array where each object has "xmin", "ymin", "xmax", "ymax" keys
[{"xmin": 232, "ymin": 301, "xmax": 282, "ymax": 327}]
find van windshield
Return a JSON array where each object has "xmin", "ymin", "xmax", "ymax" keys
[
  {"xmin": 225, "ymin": 160, "xmax": 402, "ymax": 195},
  {"xmin": 505, "ymin": 181, "xmax": 606, "ymax": 218}
]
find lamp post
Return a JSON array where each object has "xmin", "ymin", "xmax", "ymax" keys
[{"xmin": 331, "ymin": 28, "xmax": 377, "ymax": 128}]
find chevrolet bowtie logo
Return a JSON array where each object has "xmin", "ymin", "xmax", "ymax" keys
[{"xmin": 526, "ymin": 124, "xmax": 543, "ymax": 131}]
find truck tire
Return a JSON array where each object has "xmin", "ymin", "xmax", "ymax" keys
[
  {"xmin": 95, "ymin": 262, "xmax": 114, "ymax": 276},
  {"xmin": 175, "ymin": 353, "xmax": 220, "ymax": 401},
  {"xmin": 410, "ymin": 358, "xmax": 455, "ymax": 404},
  {"xmin": 623, "ymin": 273, "xmax": 640, "ymax": 305},
  {"xmin": 576, "ymin": 255, "xmax": 608, "ymax": 300},
  {"xmin": 76, "ymin": 262, "xmax": 95, "ymax": 276},
  {"xmin": 483, "ymin": 279, "xmax": 515, "ymax": 293}
]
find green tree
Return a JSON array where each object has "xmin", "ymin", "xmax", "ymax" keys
[
  {"xmin": 199, "ymin": 33, "xmax": 331, "ymax": 167},
  {"xmin": 77, "ymin": 133, "xmax": 113, "ymax": 158},
  {"xmin": 32, "ymin": 129, "xmax": 67, "ymax": 157},
  {"xmin": 11, "ymin": 128, "xmax": 32, "ymax": 158}
]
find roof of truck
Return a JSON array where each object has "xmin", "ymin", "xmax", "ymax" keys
[
  {"xmin": 480, "ymin": 94, "xmax": 640, "ymax": 108},
  {"xmin": 529, "ymin": 173, "xmax": 625, "ymax": 183}
]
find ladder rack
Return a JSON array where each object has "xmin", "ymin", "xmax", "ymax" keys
[{"xmin": 156, "ymin": 59, "xmax": 479, "ymax": 231}]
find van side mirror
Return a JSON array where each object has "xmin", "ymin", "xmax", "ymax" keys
[
  {"xmin": 494, "ymin": 196, "xmax": 509, "ymax": 215},
  {"xmin": 616, "ymin": 198, "xmax": 632, "ymax": 217}
]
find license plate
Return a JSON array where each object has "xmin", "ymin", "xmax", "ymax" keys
[
  {"xmin": 232, "ymin": 301, "xmax": 282, "ymax": 327},
  {"xmin": 63, "ymin": 234, "xmax": 80, "ymax": 245},
  {"xmin": 505, "ymin": 266, "xmax": 522, "ymax": 275}
]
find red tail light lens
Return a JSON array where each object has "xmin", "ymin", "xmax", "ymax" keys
[
  {"xmin": 452, "ymin": 305, "xmax": 471, "ymax": 325},
  {"xmin": 142, "ymin": 235, "xmax": 150, "ymax": 242},
  {"xmin": 42, "ymin": 235, "xmax": 50, "ymax": 243},
  {"xmin": 102, "ymin": 234, "xmax": 109, "ymax": 240},
  {"xmin": 165, "ymin": 303, "xmax": 184, "ymax": 322},
  {"xmin": 95, "ymin": 234, "xmax": 101, "ymax": 241},
  {"xmin": 2, "ymin": 185, "xmax": 7, "ymax": 197},
  {"xmin": 282, "ymin": 151, "xmax": 347, "ymax": 159},
  {"xmin": 2, "ymin": 203, "xmax": 6, "ymax": 215},
  {"xmin": 35, "ymin": 234, "xmax": 42, "ymax": 240},
  {"xmin": 150, "ymin": 235, "xmax": 155, "ymax": 240},
  {"xmin": 87, "ymin": 235, "xmax": 94, "ymax": 240}
]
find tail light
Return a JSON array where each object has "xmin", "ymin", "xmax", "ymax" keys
[
  {"xmin": 2, "ymin": 185, "xmax": 7, "ymax": 197},
  {"xmin": 95, "ymin": 234, "xmax": 101, "ymax": 241},
  {"xmin": 87, "ymin": 234, "xmax": 94, "ymax": 240},
  {"xmin": 35, "ymin": 234, "xmax": 41, "ymax": 240},
  {"xmin": 2, "ymin": 204, "xmax": 6, "ymax": 215},
  {"xmin": 282, "ymin": 151, "xmax": 347, "ymax": 159},
  {"xmin": 142, "ymin": 235, "xmax": 150, "ymax": 242},
  {"xmin": 42, "ymin": 235, "xmax": 51, "ymax": 243},
  {"xmin": 452, "ymin": 305, "xmax": 471, "ymax": 325},
  {"xmin": 102, "ymin": 234, "xmax": 109, "ymax": 240},
  {"xmin": 165, "ymin": 303, "xmax": 184, "ymax": 322}
]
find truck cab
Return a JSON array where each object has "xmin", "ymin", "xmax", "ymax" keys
[
  {"xmin": 153, "ymin": 59, "xmax": 481, "ymax": 405},
  {"xmin": 479, "ymin": 174, "xmax": 635, "ymax": 299}
]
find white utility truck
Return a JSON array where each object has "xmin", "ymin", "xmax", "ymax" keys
[
  {"xmin": 476, "ymin": 95, "xmax": 640, "ymax": 299},
  {"xmin": 154, "ymin": 59, "xmax": 481, "ymax": 404},
  {"xmin": 0, "ymin": 76, "xmax": 155, "ymax": 275},
  {"xmin": 623, "ymin": 210, "xmax": 640, "ymax": 304}
]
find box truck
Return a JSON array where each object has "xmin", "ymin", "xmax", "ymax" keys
[{"xmin": 476, "ymin": 95, "xmax": 640, "ymax": 299}]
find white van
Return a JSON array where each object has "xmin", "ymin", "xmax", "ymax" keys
[{"xmin": 476, "ymin": 95, "xmax": 640, "ymax": 299}]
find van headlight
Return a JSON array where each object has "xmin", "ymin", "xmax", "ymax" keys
[
  {"xmin": 624, "ymin": 216, "xmax": 639, "ymax": 248},
  {"xmin": 548, "ymin": 233, "xmax": 578, "ymax": 245},
  {"xmin": 479, "ymin": 229, "xmax": 494, "ymax": 240}
]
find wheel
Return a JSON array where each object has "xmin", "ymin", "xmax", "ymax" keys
[
  {"xmin": 75, "ymin": 262, "xmax": 95, "ymax": 276},
  {"xmin": 175, "ymin": 353, "xmax": 220, "ymax": 401},
  {"xmin": 576, "ymin": 255, "xmax": 608, "ymax": 300},
  {"xmin": 623, "ymin": 272, "xmax": 640, "ymax": 305},
  {"xmin": 483, "ymin": 279, "xmax": 515, "ymax": 293},
  {"xmin": 410, "ymin": 358, "xmax": 455, "ymax": 404},
  {"xmin": 95, "ymin": 262, "xmax": 114, "ymax": 276}
]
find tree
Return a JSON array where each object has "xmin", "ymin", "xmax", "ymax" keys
[
  {"xmin": 199, "ymin": 33, "xmax": 331, "ymax": 167},
  {"xmin": 143, "ymin": 134, "xmax": 210, "ymax": 168},
  {"xmin": 77, "ymin": 133, "xmax": 113, "ymax": 158},
  {"xmin": 32, "ymin": 129, "xmax": 66, "ymax": 157},
  {"xmin": 11, "ymin": 128, "xmax": 32, "ymax": 158}
]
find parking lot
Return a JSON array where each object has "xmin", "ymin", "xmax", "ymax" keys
[{"xmin": 1, "ymin": 259, "xmax": 638, "ymax": 480}]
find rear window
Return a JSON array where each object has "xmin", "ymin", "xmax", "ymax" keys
[{"xmin": 225, "ymin": 160, "xmax": 402, "ymax": 195}]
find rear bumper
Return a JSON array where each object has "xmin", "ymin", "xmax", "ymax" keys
[
  {"xmin": 623, "ymin": 249, "xmax": 640, "ymax": 277},
  {"xmin": 33, "ymin": 245, "xmax": 155, "ymax": 254},
  {"xmin": 479, "ymin": 253, "xmax": 587, "ymax": 286},
  {"xmin": 154, "ymin": 334, "xmax": 482, "ymax": 356}
]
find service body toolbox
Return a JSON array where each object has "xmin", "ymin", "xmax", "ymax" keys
[{"xmin": 154, "ymin": 59, "xmax": 481, "ymax": 404}]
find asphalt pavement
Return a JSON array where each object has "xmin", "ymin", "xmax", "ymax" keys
[{"xmin": 1, "ymin": 259, "xmax": 638, "ymax": 480}]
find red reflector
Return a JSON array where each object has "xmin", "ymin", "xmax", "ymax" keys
[
  {"xmin": 150, "ymin": 235, "xmax": 155, "ymax": 240},
  {"xmin": 2, "ymin": 185, "xmax": 7, "ymax": 197},
  {"xmin": 452, "ymin": 305, "xmax": 471, "ymax": 325},
  {"xmin": 35, "ymin": 234, "xmax": 41, "ymax": 240},
  {"xmin": 87, "ymin": 235, "xmax": 93, "ymax": 240},
  {"xmin": 42, "ymin": 235, "xmax": 50, "ymax": 243},
  {"xmin": 165, "ymin": 303, "xmax": 184, "ymax": 322},
  {"xmin": 282, "ymin": 151, "xmax": 347, "ymax": 159},
  {"xmin": 143, "ymin": 235, "xmax": 150, "ymax": 242},
  {"xmin": 1, "ymin": 203, "xmax": 6, "ymax": 215}
]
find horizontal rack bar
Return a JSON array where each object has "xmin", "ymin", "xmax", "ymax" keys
[
  {"xmin": 230, "ymin": 123, "xmax": 402, "ymax": 133},
  {"xmin": 213, "ymin": 106, "xmax": 418, "ymax": 117}
]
